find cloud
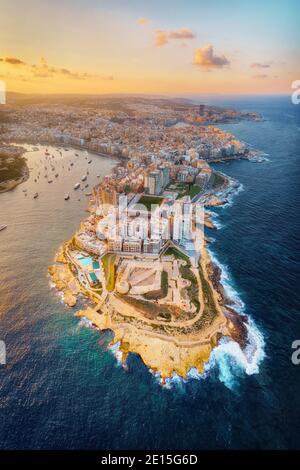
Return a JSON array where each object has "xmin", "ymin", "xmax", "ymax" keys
[
  {"xmin": 250, "ymin": 62, "xmax": 271, "ymax": 69},
  {"xmin": 137, "ymin": 17, "xmax": 150, "ymax": 26},
  {"xmin": 31, "ymin": 57, "xmax": 113, "ymax": 80},
  {"xmin": 0, "ymin": 56, "xmax": 26, "ymax": 65},
  {"xmin": 193, "ymin": 44, "xmax": 230, "ymax": 69},
  {"xmin": 253, "ymin": 74, "xmax": 268, "ymax": 79},
  {"xmin": 155, "ymin": 30, "xmax": 168, "ymax": 47},
  {"xmin": 154, "ymin": 28, "xmax": 195, "ymax": 47},
  {"xmin": 0, "ymin": 55, "xmax": 114, "ymax": 81},
  {"xmin": 169, "ymin": 28, "xmax": 195, "ymax": 40}
]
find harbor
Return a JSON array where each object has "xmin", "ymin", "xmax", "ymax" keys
[{"xmin": 1, "ymin": 144, "xmax": 115, "ymax": 204}]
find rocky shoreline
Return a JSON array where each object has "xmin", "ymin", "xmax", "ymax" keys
[{"xmin": 48, "ymin": 161, "xmax": 250, "ymax": 381}]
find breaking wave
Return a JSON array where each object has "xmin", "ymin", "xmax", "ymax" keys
[{"xmin": 161, "ymin": 248, "xmax": 265, "ymax": 390}]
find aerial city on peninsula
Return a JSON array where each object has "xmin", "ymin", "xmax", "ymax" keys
[
  {"xmin": 0, "ymin": 95, "xmax": 263, "ymax": 379},
  {"xmin": 1, "ymin": 0, "xmax": 299, "ymax": 455}
]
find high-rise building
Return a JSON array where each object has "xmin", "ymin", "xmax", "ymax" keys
[
  {"xmin": 145, "ymin": 171, "xmax": 162, "ymax": 195},
  {"xmin": 159, "ymin": 166, "xmax": 170, "ymax": 188}
]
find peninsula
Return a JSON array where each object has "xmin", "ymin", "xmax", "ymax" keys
[{"xmin": 42, "ymin": 96, "xmax": 257, "ymax": 380}]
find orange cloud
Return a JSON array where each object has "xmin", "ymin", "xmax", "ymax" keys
[
  {"xmin": 169, "ymin": 28, "xmax": 195, "ymax": 40},
  {"xmin": 0, "ymin": 55, "xmax": 114, "ymax": 81},
  {"xmin": 0, "ymin": 56, "xmax": 26, "ymax": 65},
  {"xmin": 32, "ymin": 57, "xmax": 113, "ymax": 80},
  {"xmin": 193, "ymin": 44, "xmax": 230, "ymax": 69},
  {"xmin": 154, "ymin": 28, "xmax": 195, "ymax": 47},
  {"xmin": 155, "ymin": 30, "xmax": 168, "ymax": 47},
  {"xmin": 137, "ymin": 17, "xmax": 151, "ymax": 26}
]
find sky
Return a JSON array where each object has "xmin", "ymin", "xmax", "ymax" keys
[{"xmin": 0, "ymin": 0, "xmax": 299, "ymax": 95}]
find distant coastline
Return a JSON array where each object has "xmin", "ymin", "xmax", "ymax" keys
[{"xmin": 0, "ymin": 144, "xmax": 29, "ymax": 193}]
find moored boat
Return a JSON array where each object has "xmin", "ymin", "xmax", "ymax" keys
[{"xmin": 0, "ymin": 224, "xmax": 7, "ymax": 232}]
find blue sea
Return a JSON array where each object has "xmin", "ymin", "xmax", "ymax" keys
[{"xmin": 0, "ymin": 95, "xmax": 299, "ymax": 449}]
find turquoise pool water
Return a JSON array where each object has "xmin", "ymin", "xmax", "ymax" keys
[{"xmin": 78, "ymin": 257, "xmax": 93, "ymax": 267}]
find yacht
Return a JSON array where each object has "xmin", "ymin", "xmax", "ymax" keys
[
  {"xmin": 33, "ymin": 193, "xmax": 39, "ymax": 199},
  {"xmin": 64, "ymin": 194, "xmax": 70, "ymax": 200},
  {"xmin": 74, "ymin": 183, "xmax": 80, "ymax": 190},
  {"xmin": 0, "ymin": 225, "xmax": 7, "ymax": 232},
  {"xmin": 81, "ymin": 175, "xmax": 87, "ymax": 182}
]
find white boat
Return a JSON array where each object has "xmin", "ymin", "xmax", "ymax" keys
[
  {"xmin": 81, "ymin": 175, "xmax": 87, "ymax": 182},
  {"xmin": 74, "ymin": 183, "xmax": 80, "ymax": 190},
  {"xmin": 0, "ymin": 225, "xmax": 7, "ymax": 232},
  {"xmin": 87, "ymin": 159, "xmax": 92, "ymax": 164},
  {"xmin": 64, "ymin": 194, "xmax": 70, "ymax": 200}
]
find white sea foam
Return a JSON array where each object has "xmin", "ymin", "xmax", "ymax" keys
[
  {"xmin": 109, "ymin": 341, "xmax": 123, "ymax": 365},
  {"xmin": 160, "ymin": 245, "xmax": 265, "ymax": 391},
  {"xmin": 220, "ymin": 183, "xmax": 244, "ymax": 209},
  {"xmin": 207, "ymin": 248, "xmax": 244, "ymax": 310},
  {"xmin": 205, "ymin": 248, "xmax": 265, "ymax": 387},
  {"xmin": 78, "ymin": 317, "xmax": 93, "ymax": 329},
  {"xmin": 205, "ymin": 209, "xmax": 223, "ymax": 229}
]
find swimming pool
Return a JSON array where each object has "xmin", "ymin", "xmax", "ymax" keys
[{"xmin": 78, "ymin": 257, "xmax": 93, "ymax": 267}]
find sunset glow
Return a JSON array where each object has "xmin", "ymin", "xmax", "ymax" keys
[{"xmin": 0, "ymin": 0, "xmax": 299, "ymax": 95}]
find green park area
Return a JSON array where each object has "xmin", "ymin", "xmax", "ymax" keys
[{"xmin": 135, "ymin": 195, "xmax": 164, "ymax": 211}]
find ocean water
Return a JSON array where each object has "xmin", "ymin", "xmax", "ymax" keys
[{"xmin": 0, "ymin": 96, "xmax": 299, "ymax": 449}]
